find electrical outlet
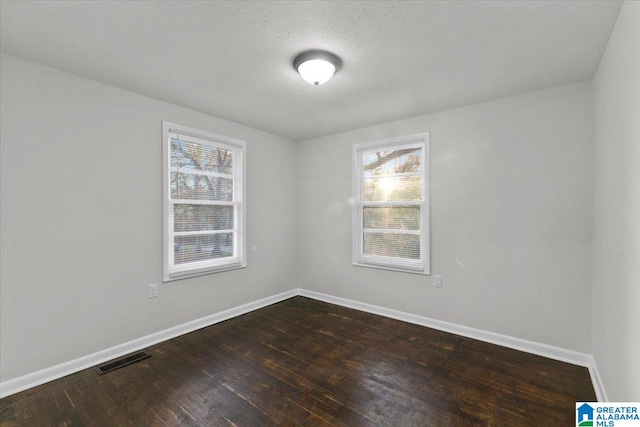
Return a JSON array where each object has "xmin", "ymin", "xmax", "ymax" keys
[
  {"xmin": 434, "ymin": 275, "xmax": 443, "ymax": 288},
  {"xmin": 149, "ymin": 284, "xmax": 158, "ymax": 298}
]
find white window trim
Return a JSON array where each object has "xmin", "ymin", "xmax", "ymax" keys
[
  {"xmin": 352, "ymin": 133, "xmax": 431, "ymax": 275},
  {"xmin": 162, "ymin": 121, "xmax": 247, "ymax": 282}
]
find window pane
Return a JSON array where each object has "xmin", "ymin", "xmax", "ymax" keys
[
  {"xmin": 164, "ymin": 123, "xmax": 246, "ymax": 280},
  {"xmin": 354, "ymin": 136, "xmax": 429, "ymax": 273},
  {"xmin": 363, "ymin": 207, "xmax": 420, "ymax": 230},
  {"xmin": 171, "ymin": 172, "xmax": 233, "ymax": 201},
  {"xmin": 363, "ymin": 147, "xmax": 422, "ymax": 178},
  {"xmin": 364, "ymin": 175, "xmax": 422, "ymax": 201},
  {"xmin": 174, "ymin": 233, "xmax": 234, "ymax": 264},
  {"xmin": 171, "ymin": 139, "xmax": 233, "ymax": 174},
  {"xmin": 173, "ymin": 205, "xmax": 234, "ymax": 232},
  {"xmin": 363, "ymin": 232, "xmax": 420, "ymax": 260}
]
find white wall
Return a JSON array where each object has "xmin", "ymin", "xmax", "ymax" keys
[
  {"xmin": 0, "ymin": 54, "xmax": 297, "ymax": 382},
  {"xmin": 4, "ymin": 39, "xmax": 628, "ymax": 394},
  {"xmin": 297, "ymin": 82, "xmax": 593, "ymax": 353},
  {"xmin": 592, "ymin": 1, "xmax": 640, "ymax": 401}
]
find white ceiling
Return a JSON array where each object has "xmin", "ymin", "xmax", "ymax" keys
[{"xmin": 0, "ymin": 1, "xmax": 623, "ymax": 141}]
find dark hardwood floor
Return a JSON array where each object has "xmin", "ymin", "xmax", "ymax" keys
[{"xmin": 0, "ymin": 296, "xmax": 595, "ymax": 426}]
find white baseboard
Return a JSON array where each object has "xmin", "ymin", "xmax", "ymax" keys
[
  {"xmin": 297, "ymin": 288, "xmax": 606, "ymax": 401},
  {"xmin": 1, "ymin": 287, "xmax": 606, "ymax": 402},
  {"xmin": 0, "ymin": 289, "xmax": 297, "ymax": 399},
  {"xmin": 587, "ymin": 356, "xmax": 609, "ymax": 402},
  {"xmin": 297, "ymin": 289, "xmax": 591, "ymax": 366}
]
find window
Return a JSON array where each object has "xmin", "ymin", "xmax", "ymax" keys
[
  {"xmin": 352, "ymin": 133, "xmax": 430, "ymax": 274},
  {"xmin": 163, "ymin": 122, "xmax": 246, "ymax": 281}
]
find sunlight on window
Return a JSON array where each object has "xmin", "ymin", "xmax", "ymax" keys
[
  {"xmin": 379, "ymin": 176, "xmax": 398, "ymax": 199},
  {"xmin": 353, "ymin": 133, "xmax": 430, "ymax": 274}
]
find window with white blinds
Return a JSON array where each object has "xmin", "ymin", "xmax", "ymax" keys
[
  {"xmin": 162, "ymin": 122, "xmax": 246, "ymax": 281},
  {"xmin": 352, "ymin": 134, "xmax": 430, "ymax": 274}
]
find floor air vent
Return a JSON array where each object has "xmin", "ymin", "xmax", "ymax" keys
[{"xmin": 96, "ymin": 351, "xmax": 151, "ymax": 375}]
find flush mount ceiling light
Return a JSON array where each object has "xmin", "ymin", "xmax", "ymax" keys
[{"xmin": 293, "ymin": 50, "xmax": 342, "ymax": 86}]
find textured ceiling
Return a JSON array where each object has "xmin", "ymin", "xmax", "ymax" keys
[{"xmin": 0, "ymin": 1, "xmax": 623, "ymax": 141}]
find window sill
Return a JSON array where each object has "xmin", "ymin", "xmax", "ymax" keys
[
  {"xmin": 352, "ymin": 261, "xmax": 430, "ymax": 276},
  {"xmin": 164, "ymin": 263, "xmax": 246, "ymax": 282}
]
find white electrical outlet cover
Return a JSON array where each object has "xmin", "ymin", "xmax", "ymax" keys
[
  {"xmin": 434, "ymin": 275, "xmax": 442, "ymax": 288},
  {"xmin": 149, "ymin": 284, "xmax": 158, "ymax": 298}
]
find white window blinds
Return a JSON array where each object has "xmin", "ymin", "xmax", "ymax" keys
[
  {"xmin": 353, "ymin": 134, "xmax": 430, "ymax": 274},
  {"xmin": 163, "ymin": 122, "xmax": 246, "ymax": 281}
]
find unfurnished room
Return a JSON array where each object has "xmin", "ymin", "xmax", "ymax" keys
[{"xmin": 0, "ymin": 1, "xmax": 639, "ymax": 426}]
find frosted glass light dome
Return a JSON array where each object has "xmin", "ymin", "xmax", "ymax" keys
[
  {"xmin": 297, "ymin": 59, "xmax": 336, "ymax": 85},
  {"xmin": 293, "ymin": 50, "xmax": 341, "ymax": 86}
]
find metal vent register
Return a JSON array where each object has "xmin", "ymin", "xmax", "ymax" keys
[{"xmin": 96, "ymin": 351, "xmax": 151, "ymax": 375}]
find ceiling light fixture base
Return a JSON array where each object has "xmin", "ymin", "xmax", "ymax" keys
[{"xmin": 293, "ymin": 50, "xmax": 342, "ymax": 86}]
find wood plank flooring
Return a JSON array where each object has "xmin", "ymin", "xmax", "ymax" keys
[{"xmin": 0, "ymin": 296, "xmax": 596, "ymax": 426}]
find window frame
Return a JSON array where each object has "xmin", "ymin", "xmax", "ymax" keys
[
  {"xmin": 352, "ymin": 133, "xmax": 430, "ymax": 275},
  {"xmin": 162, "ymin": 121, "xmax": 247, "ymax": 282}
]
